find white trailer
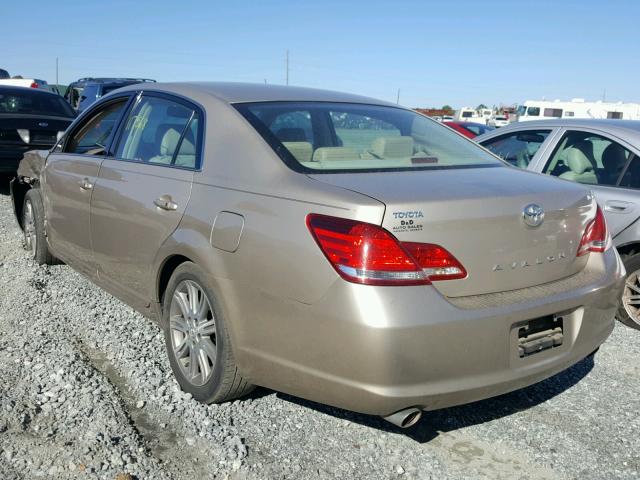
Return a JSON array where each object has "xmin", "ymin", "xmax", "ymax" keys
[{"xmin": 516, "ymin": 98, "xmax": 640, "ymax": 122}]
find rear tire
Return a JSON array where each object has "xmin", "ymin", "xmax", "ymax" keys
[
  {"xmin": 22, "ymin": 189, "xmax": 55, "ymax": 265},
  {"xmin": 618, "ymin": 252, "xmax": 640, "ymax": 330},
  {"xmin": 162, "ymin": 262, "xmax": 254, "ymax": 403}
]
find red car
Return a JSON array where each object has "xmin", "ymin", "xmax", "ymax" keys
[{"xmin": 443, "ymin": 121, "xmax": 494, "ymax": 139}]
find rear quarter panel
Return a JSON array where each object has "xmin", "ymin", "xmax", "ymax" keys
[{"xmin": 150, "ymin": 98, "xmax": 385, "ymax": 370}]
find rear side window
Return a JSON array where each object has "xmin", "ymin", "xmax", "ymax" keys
[
  {"xmin": 481, "ymin": 130, "xmax": 551, "ymax": 168},
  {"xmin": 66, "ymin": 100, "xmax": 128, "ymax": 155},
  {"xmin": 237, "ymin": 102, "xmax": 502, "ymax": 172},
  {"xmin": 114, "ymin": 95, "xmax": 200, "ymax": 169},
  {"xmin": 543, "ymin": 130, "xmax": 635, "ymax": 187}
]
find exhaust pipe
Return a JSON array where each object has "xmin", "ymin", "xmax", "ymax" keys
[{"xmin": 383, "ymin": 407, "xmax": 422, "ymax": 428}]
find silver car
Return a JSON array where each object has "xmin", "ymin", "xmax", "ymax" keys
[
  {"xmin": 11, "ymin": 84, "xmax": 624, "ymax": 428},
  {"xmin": 477, "ymin": 119, "xmax": 640, "ymax": 330}
]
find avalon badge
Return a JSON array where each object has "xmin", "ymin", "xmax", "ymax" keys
[{"xmin": 523, "ymin": 204, "xmax": 544, "ymax": 227}]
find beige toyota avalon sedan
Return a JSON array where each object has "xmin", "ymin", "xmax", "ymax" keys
[{"xmin": 11, "ymin": 83, "xmax": 625, "ymax": 428}]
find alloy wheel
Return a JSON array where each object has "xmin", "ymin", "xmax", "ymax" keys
[
  {"xmin": 622, "ymin": 269, "xmax": 640, "ymax": 328},
  {"xmin": 169, "ymin": 280, "xmax": 217, "ymax": 386}
]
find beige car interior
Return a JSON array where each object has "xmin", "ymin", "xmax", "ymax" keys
[{"xmin": 559, "ymin": 147, "xmax": 598, "ymax": 184}]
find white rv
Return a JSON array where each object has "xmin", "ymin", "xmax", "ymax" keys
[{"xmin": 516, "ymin": 99, "xmax": 640, "ymax": 122}]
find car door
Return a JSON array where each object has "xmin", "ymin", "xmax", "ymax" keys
[
  {"xmin": 43, "ymin": 96, "xmax": 131, "ymax": 276},
  {"xmin": 541, "ymin": 128, "xmax": 640, "ymax": 236},
  {"xmin": 478, "ymin": 127, "xmax": 558, "ymax": 170},
  {"xmin": 89, "ymin": 92, "xmax": 201, "ymax": 310}
]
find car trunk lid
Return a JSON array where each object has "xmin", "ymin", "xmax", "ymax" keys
[{"xmin": 308, "ymin": 166, "xmax": 595, "ymax": 297}]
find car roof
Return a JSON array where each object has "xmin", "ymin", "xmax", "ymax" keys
[
  {"xmin": 476, "ymin": 119, "xmax": 640, "ymax": 142},
  {"xmin": 113, "ymin": 81, "xmax": 399, "ymax": 107},
  {"xmin": 0, "ymin": 85, "xmax": 61, "ymax": 97}
]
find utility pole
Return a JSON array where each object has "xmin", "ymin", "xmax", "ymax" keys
[
  {"xmin": 396, "ymin": 88, "xmax": 400, "ymax": 105},
  {"xmin": 286, "ymin": 50, "xmax": 289, "ymax": 85},
  {"xmin": 55, "ymin": 57, "xmax": 59, "ymax": 86}
]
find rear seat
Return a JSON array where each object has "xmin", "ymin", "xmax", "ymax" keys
[
  {"xmin": 371, "ymin": 136, "xmax": 414, "ymax": 159},
  {"xmin": 283, "ymin": 141, "xmax": 313, "ymax": 163},
  {"xmin": 312, "ymin": 147, "xmax": 358, "ymax": 162},
  {"xmin": 149, "ymin": 128, "xmax": 196, "ymax": 168}
]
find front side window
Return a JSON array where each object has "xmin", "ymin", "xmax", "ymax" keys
[
  {"xmin": 237, "ymin": 102, "xmax": 502, "ymax": 172},
  {"xmin": 481, "ymin": 130, "xmax": 551, "ymax": 168},
  {"xmin": 115, "ymin": 95, "xmax": 199, "ymax": 168},
  {"xmin": 543, "ymin": 130, "xmax": 634, "ymax": 186},
  {"xmin": 66, "ymin": 99, "xmax": 128, "ymax": 155},
  {"xmin": 527, "ymin": 107, "xmax": 540, "ymax": 117}
]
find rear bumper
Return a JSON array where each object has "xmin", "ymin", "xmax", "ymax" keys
[{"xmin": 235, "ymin": 247, "xmax": 625, "ymax": 416}]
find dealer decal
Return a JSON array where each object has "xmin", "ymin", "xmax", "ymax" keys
[{"xmin": 390, "ymin": 210, "xmax": 424, "ymax": 233}]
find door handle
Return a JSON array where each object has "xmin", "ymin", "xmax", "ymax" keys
[
  {"xmin": 79, "ymin": 178, "xmax": 93, "ymax": 190},
  {"xmin": 604, "ymin": 200, "xmax": 634, "ymax": 213},
  {"xmin": 154, "ymin": 195, "xmax": 178, "ymax": 211}
]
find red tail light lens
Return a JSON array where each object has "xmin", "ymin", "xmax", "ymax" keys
[
  {"xmin": 577, "ymin": 206, "xmax": 608, "ymax": 256},
  {"xmin": 403, "ymin": 242, "xmax": 467, "ymax": 281},
  {"xmin": 29, "ymin": 82, "xmax": 38, "ymax": 88},
  {"xmin": 306, "ymin": 214, "xmax": 466, "ymax": 285}
]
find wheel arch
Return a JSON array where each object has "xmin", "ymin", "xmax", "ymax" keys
[
  {"xmin": 616, "ymin": 242, "xmax": 640, "ymax": 258},
  {"xmin": 156, "ymin": 254, "xmax": 194, "ymax": 305}
]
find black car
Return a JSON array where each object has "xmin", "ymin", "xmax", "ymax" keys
[
  {"xmin": 0, "ymin": 86, "xmax": 75, "ymax": 173},
  {"xmin": 64, "ymin": 77, "xmax": 155, "ymax": 113}
]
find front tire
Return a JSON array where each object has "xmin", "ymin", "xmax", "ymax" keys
[
  {"xmin": 23, "ymin": 188, "xmax": 55, "ymax": 265},
  {"xmin": 619, "ymin": 252, "xmax": 640, "ymax": 330},
  {"xmin": 162, "ymin": 262, "xmax": 254, "ymax": 403}
]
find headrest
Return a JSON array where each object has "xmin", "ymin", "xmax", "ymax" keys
[
  {"xmin": 312, "ymin": 147, "xmax": 358, "ymax": 162},
  {"xmin": 371, "ymin": 136, "xmax": 414, "ymax": 158},
  {"xmin": 283, "ymin": 141, "xmax": 313, "ymax": 163},
  {"xmin": 160, "ymin": 128, "xmax": 181, "ymax": 156},
  {"xmin": 566, "ymin": 148, "xmax": 594, "ymax": 175},
  {"xmin": 275, "ymin": 127, "xmax": 307, "ymax": 142},
  {"xmin": 602, "ymin": 143, "xmax": 627, "ymax": 171}
]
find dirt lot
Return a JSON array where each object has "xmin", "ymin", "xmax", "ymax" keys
[{"xmin": 0, "ymin": 176, "xmax": 639, "ymax": 479}]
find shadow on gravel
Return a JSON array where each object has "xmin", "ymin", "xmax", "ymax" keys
[
  {"xmin": 276, "ymin": 354, "xmax": 595, "ymax": 443},
  {"xmin": 0, "ymin": 175, "xmax": 12, "ymax": 196}
]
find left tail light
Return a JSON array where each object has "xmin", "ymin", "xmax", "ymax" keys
[
  {"xmin": 306, "ymin": 214, "xmax": 466, "ymax": 286},
  {"xmin": 577, "ymin": 205, "xmax": 609, "ymax": 256}
]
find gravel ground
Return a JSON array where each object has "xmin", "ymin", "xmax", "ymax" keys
[{"xmin": 0, "ymin": 177, "xmax": 639, "ymax": 480}]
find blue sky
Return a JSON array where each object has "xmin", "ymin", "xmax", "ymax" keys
[{"xmin": 4, "ymin": 0, "xmax": 639, "ymax": 108}]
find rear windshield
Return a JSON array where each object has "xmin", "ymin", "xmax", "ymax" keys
[
  {"xmin": 236, "ymin": 102, "xmax": 502, "ymax": 172},
  {"xmin": 0, "ymin": 90, "xmax": 75, "ymax": 117}
]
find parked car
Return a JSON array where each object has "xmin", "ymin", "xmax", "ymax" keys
[
  {"xmin": 0, "ymin": 86, "xmax": 75, "ymax": 174},
  {"xmin": 11, "ymin": 83, "xmax": 624, "ymax": 428},
  {"xmin": 444, "ymin": 121, "xmax": 494, "ymax": 138},
  {"xmin": 0, "ymin": 78, "xmax": 50, "ymax": 90},
  {"xmin": 476, "ymin": 119, "xmax": 640, "ymax": 330},
  {"xmin": 64, "ymin": 77, "xmax": 156, "ymax": 113},
  {"xmin": 488, "ymin": 115, "xmax": 510, "ymax": 128}
]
